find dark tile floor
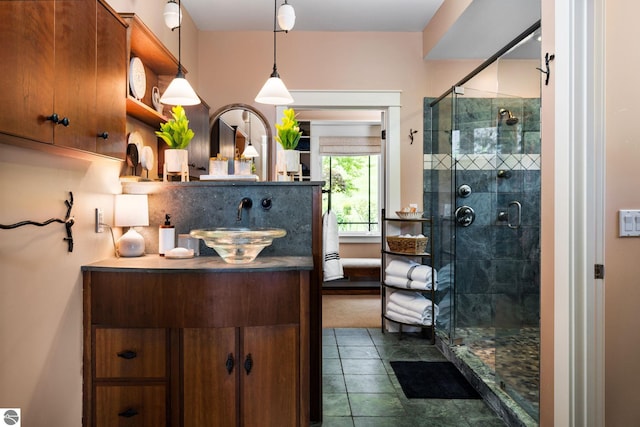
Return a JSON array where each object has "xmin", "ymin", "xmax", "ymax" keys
[{"xmin": 316, "ymin": 328, "xmax": 507, "ymax": 426}]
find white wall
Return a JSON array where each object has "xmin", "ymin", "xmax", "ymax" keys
[{"xmin": 0, "ymin": 144, "xmax": 121, "ymax": 425}]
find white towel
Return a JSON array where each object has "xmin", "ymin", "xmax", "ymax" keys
[
  {"xmin": 385, "ymin": 306, "xmax": 435, "ymax": 326},
  {"xmin": 384, "ymin": 275, "xmax": 436, "ymax": 291},
  {"xmin": 385, "ymin": 259, "xmax": 437, "ymax": 284},
  {"xmin": 388, "ymin": 291, "xmax": 437, "ymax": 317},
  {"xmin": 386, "ymin": 300, "xmax": 438, "ymax": 322},
  {"xmin": 323, "ymin": 210, "xmax": 344, "ymax": 281}
]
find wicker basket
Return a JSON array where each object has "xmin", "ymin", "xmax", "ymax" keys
[{"xmin": 386, "ymin": 235, "xmax": 428, "ymax": 254}]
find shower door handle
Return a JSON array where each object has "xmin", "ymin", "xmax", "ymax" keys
[
  {"xmin": 508, "ymin": 201, "xmax": 521, "ymax": 229},
  {"xmin": 498, "ymin": 201, "xmax": 522, "ymax": 228}
]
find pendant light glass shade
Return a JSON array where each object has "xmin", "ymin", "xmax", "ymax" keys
[
  {"xmin": 242, "ymin": 143, "xmax": 260, "ymax": 158},
  {"xmin": 160, "ymin": 70, "xmax": 200, "ymax": 106},
  {"xmin": 255, "ymin": 73, "xmax": 294, "ymax": 105},
  {"xmin": 160, "ymin": 0, "xmax": 201, "ymax": 106},
  {"xmin": 256, "ymin": 0, "xmax": 294, "ymax": 105},
  {"xmin": 277, "ymin": 2, "xmax": 296, "ymax": 31},
  {"xmin": 163, "ymin": 0, "xmax": 181, "ymax": 30}
]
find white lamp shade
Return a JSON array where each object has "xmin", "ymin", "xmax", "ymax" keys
[
  {"xmin": 242, "ymin": 144, "xmax": 260, "ymax": 158},
  {"xmin": 114, "ymin": 194, "xmax": 149, "ymax": 227},
  {"xmin": 255, "ymin": 76, "xmax": 294, "ymax": 105},
  {"xmin": 277, "ymin": 3, "xmax": 296, "ymax": 31},
  {"xmin": 164, "ymin": 0, "xmax": 182, "ymax": 30},
  {"xmin": 160, "ymin": 76, "xmax": 201, "ymax": 106}
]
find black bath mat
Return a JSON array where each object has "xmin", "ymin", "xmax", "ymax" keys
[{"xmin": 390, "ymin": 361, "xmax": 481, "ymax": 399}]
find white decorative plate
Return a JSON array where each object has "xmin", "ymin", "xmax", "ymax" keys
[
  {"xmin": 140, "ymin": 146, "xmax": 154, "ymax": 171},
  {"xmin": 129, "ymin": 57, "xmax": 146, "ymax": 100},
  {"xmin": 127, "ymin": 131, "xmax": 144, "ymax": 164}
]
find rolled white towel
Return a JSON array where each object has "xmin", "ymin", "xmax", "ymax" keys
[
  {"xmin": 385, "ymin": 259, "xmax": 437, "ymax": 284},
  {"xmin": 387, "ymin": 300, "xmax": 438, "ymax": 322},
  {"xmin": 385, "ymin": 259, "xmax": 417, "ymax": 277},
  {"xmin": 388, "ymin": 291, "xmax": 436, "ymax": 316},
  {"xmin": 385, "ymin": 307, "xmax": 434, "ymax": 326},
  {"xmin": 384, "ymin": 275, "xmax": 436, "ymax": 291},
  {"xmin": 384, "ymin": 275, "xmax": 412, "ymax": 289}
]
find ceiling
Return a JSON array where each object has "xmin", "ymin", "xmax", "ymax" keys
[{"xmin": 180, "ymin": 0, "xmax": 541, "ymax": 60}]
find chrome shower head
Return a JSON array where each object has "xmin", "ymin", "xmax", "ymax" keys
[{"xmin": 498, "ymin": 108, "xmax": 519, "ymax": 126}]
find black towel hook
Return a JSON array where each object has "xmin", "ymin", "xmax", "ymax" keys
[
  {"xmin": 537, "ymin": 52, "xmax": 555, "ymax": 86},
  {"xmin": 0, "ymin": 191, "xmax": 75, "ymax": 252}
]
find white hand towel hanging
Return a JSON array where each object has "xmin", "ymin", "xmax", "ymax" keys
[{"xmin": 322, "ymin": 210, "xmax": 344, "ymax": 281}]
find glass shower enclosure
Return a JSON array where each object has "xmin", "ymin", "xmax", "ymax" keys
[{"xmin": 425, "ymin": 22, "xmax": 541, "ymax": 422}]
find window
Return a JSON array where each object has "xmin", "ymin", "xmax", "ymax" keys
[{"xmin": 322, "ymin": 154, "xmax": 380, "ymax": 234}]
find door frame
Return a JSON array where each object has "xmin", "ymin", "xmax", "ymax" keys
[
  {"xmin": 553, "ymin": 0, "xmax": 605, "ymax": 424},
  {"xmin": 281, "ymin": 90, "xmax": 402, "ymax": 212}
]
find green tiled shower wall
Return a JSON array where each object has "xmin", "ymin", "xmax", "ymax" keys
[{"xmin": 423, "ymin": 97, "xmax": 541, "ymax": 330}]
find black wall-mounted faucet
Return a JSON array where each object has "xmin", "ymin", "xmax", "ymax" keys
[{"xmin": 237, "ymin": 197, "xmax": 253, "ymax": 221}]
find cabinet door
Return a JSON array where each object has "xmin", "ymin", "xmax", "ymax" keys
[
  {"xmin": 54, "ymin": 0, "xmax": 97, "ymax": 152},
  {"xmin": 242, "ymin": 324, "xmax": 299, "ymax": 427},
  {"xmin": 95, "ymin": 2, "xmax": 126, "ymax": 160},
  {"xmin": 0, "ymin": 1, "xmax": 55, "ymax": 144},
  {"xmin": 183, "ymin": 327, "xmax": 238, "ymax": 427}
]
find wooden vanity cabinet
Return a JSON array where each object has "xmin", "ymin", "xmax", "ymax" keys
[
  {"xmin": 83, "ymin": 267, "xmax": 310, "ymax": 427},
  {"xmin": 0, "ymin": 0, "xmax": 126, "ymax": 160}
]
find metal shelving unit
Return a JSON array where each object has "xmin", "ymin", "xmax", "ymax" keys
[{"xmin": 380, "ymin": 208, "xmax": 436, "ymax": 343}]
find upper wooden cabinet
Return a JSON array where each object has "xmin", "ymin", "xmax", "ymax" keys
[
  {"xmin": 120, "ymin": 13, "xmax": 183, "ymax": 129},
  {"xmin": 0, "ymin": 0, "xmax": 127, "ymax": 161},
  {"xmin": 95, "ymin": 2, "xmax": 128, "ymax": 159}
]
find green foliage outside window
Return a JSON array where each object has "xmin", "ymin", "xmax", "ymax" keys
[{"xmin": 322, "ymin": 155, "xmax": 380, "ymax": 233}]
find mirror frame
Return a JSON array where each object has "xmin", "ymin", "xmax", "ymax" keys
[{"xmin": 209, "ymin": 103, "xmax": 274, "ymax": 180}]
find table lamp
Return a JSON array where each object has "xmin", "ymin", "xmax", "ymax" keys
[{"xmin": 115, "ymin": 194, "xmax": 149, "ymax": 257}]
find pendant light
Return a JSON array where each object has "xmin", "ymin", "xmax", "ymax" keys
[
  {"xmin": 242, "ymin": 110, "xmax": 260, "ymax": 158},
  {"xmin": 255, "ymin": 0, "xmax": 295, "ymax": 105},
  {"xmin": 277, "ymin": 0, "xmax": 296, "ymax": 32},
  {"xmin": 160, "ymin": 0, "xmax": 200, "ymax": 106},
  {"xmin": 163, "ymin": 0, "xmax": 181, "ymax": 31}
]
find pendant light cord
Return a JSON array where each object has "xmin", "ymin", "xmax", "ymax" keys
[
  {"xmin": 271, "ymin": 0, "xmax": 279, "ymax": 77},
  {"xmin": 177, "ymin": 0, "xmax": 184, "ymax": 76}
]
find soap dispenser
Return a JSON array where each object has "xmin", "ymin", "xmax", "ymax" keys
[{"xmin": 159, "ymin": 214, "xmax": 175, "ymax": 256}]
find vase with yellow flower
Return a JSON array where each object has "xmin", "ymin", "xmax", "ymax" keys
[{"xmin": 275, "ymin": 108, "xmax": 303, "ymax": 172}]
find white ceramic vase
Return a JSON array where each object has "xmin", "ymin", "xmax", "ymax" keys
[
  {"xmin": 164, "ymin": 149, "xmax": 188, "ymax": 173},
  {"xmin": 282, "ymin": 149, "xmax": 300, "ymax": 172}
]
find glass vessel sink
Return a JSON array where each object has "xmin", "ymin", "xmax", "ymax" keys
[{"xmin": 190, "ymin": 227, "xmax": 287, "ymax": 264}]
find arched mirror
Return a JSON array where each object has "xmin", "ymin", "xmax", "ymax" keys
[{"xmin": 209, "ymin": 103, "xmax": 274, "ymax": 181}]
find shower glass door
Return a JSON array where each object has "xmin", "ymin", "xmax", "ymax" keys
[
  {"xmin": 425, "ymin": 21, "xmax": 541, "ymax": 424},
  {"xmin": 451, "ymin": 85, "xmax": 540, "ymax": 420}
]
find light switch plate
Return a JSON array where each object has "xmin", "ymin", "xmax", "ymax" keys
[{"xmin": 619, "ymin": 209, "xmax": 640, "ymax": 237}]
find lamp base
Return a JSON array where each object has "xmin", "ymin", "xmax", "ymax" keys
[{"xmin": 117, "ymin": 228, "xmax": 146, "ymax": 257}]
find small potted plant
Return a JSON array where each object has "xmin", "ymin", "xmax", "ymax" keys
[
  {"xmin": 275, "ymin": 108, "xmax": 303, "ymax": 172},
  {"xmin": 155, "ymin": 105, "xmax": 195, "ymax": 175}
]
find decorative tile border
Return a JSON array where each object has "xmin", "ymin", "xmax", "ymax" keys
[{"xmin": 424, "ymin": 154, "xmax": 540, "ymax": 171}]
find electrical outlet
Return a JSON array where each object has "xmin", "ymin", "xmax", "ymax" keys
[{"xmin": 95, "ymin": 208, "xmax": 104, "ymax": 233}]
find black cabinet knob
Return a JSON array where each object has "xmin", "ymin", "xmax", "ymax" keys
[
  {"xmin": 116, "ymin": 350, "xmax": 137, "ymax": 360},
  {"xmin": 118, "ymin": 408, "xmax": 139, "ymax": 418},
  {"xmin": 244, "ymin": 353, "xmax": 253, "ymax": 375},
  {"xmin": 226, "ymin": 353, "xmax": 235, "ymax": 374}
]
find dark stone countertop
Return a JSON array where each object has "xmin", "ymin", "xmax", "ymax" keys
[{"xmin": 82, "ymin": 255, "xmax": 313, "ymax": 273}]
